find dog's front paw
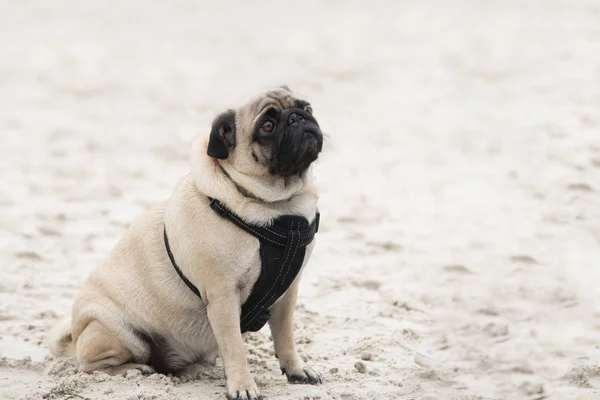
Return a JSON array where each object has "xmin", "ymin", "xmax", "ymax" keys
[
  {"xmin": 225, "ymin": 376, "xmax": 262, "ymax": 400},
  {"xmin": 225, "ymin": 388, "xmax": 262, "ymax": 400},
  {"xmin": 281, "ymin": 364, "xmax": 322, "ymax": 385}
]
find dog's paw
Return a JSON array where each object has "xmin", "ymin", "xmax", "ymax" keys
[
  {"xmin": 225, "ymin": 377, "xmax": 262, "ymax": 400},
  {"xmin": 177, "ymin": 361, "xmax": 214, "ymax": 382},
  {"xmin": 106, "ymin": 363, "xmax": 155, "ymax": 377},
  {"xmin": 137, "ymin": 365, "xmax": 155, "ymax": 375},
  {"xmin": 225, "ymin": 390, "xmax": 263, "ymax": 400},
  {"xmin": 281, "ymin": 365, "xmax": 322, "ymax": 385}
]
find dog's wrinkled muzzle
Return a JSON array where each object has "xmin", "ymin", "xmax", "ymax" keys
[{"xmin": 272, "ymin": 109, "xmax": 323, "ymax": 176}]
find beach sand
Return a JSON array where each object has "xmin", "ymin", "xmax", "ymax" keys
[{"xmin": 1, "ymin": 1, "xmax": 599, "ymax": 399}]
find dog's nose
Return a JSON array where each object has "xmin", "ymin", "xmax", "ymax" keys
[{"xmin": 288, "ymin": 113, "xmax": 304, "ymax": 125}]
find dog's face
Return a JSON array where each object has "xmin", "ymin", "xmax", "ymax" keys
[{"xmin": 207, "ymin": 87, "xmax": 323, "ymax": 178}]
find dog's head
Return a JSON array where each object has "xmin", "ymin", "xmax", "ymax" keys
[{"xmin": 207, "ymin": 86, "xmax": 323, "ymax": 178}]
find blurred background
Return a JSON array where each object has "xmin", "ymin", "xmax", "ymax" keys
[{"xmin": 1, "ymin": 1, "xmax": 600, "ymax": 399}]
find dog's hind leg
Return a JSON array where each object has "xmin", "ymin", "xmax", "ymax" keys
[{"xmin": 75, "ymin": 320, "xmax": 154, "ymax": 376}]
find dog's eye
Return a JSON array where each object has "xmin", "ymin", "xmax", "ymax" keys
[
  {"xmin": 304, "ymin": 105, "xmax": 313, "ymax": 115},
  {"xmin": 261, "ymin": 121, "xmax": 274, "ymax": 134}
]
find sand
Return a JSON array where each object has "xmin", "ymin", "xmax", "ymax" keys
[{"xmin": 1, "ymin": 0, "xmax": 600, "ymax": 399}]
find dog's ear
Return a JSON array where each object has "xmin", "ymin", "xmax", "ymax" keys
[
  {"xmin": 207, "ymin": 109, "xmax": 236, "ymax": 159},
  {"xmin": 279, "ymin": 84, "xmax": 292, "ymax": 92}
]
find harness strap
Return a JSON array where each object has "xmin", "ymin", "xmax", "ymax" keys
[
  {"xmin": 164, "ymin": 227, "xmax": 202, "ymax": 299},
  {"xmin": 208, "ymin": 198, "xmax": 319, "ymax": 247},
  {"xmin": 240, "ymin": 227, "xmax": 302, "ymax": 332},
  {"xmin": 163, "ymin": 197, "xmax": 319, "ymax": 333}
]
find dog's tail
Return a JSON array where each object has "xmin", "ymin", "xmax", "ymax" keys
[{"xmin": 47, "ymin": 317, "xmax": 75, "ymax": 357}]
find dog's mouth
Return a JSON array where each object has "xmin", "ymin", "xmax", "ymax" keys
[{"xmin": 271, "ymin": 125, "xmax": 323, "ymax": 177}]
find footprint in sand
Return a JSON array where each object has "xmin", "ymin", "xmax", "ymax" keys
[
  {"xmin": 509, "ymin": 254, "xmax": 538, "ymax": 264},
  {"xmin": 567, "ymin": 182, "xmax": 594, "ymax": 192}
]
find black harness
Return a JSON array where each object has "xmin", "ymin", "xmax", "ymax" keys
[{"xmin": 164, "ymin": 198, "xmax": 319, "ymax": 333}]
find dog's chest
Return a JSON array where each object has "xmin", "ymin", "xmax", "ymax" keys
[
  {"xmin": 236, "ymin": 251, "xmax": 262, "ymax": 302},
  {"xmin": 208, "ymin": 199, "xmax": 319, "ymax": 333}
]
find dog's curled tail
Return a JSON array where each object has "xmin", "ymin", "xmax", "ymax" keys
[{"xmin": 47, "ymin": 317, "xmax": 75, "ymax": 357}]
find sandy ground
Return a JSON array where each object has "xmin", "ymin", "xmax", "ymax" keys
[{"xmin": 1, "ymin": 0, "xmax": 600, "ymax": 399}]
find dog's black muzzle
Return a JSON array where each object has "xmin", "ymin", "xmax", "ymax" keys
[{"xmin": 271, "ymin": 108, "xmax": 323, "ymax": 176}]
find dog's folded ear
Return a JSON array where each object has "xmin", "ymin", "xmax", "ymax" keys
[
  {"xmin": 279, "ymin": 84, "xmax": 292, "ymax": 92},
  {"xmin": 207, "ymin": 109, "xmax": 236, "ymax": 159}
]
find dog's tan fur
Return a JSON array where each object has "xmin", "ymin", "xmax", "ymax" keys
[{"xmin": 48, "ymin": 88, "xmax": 321, "ymax": 399}]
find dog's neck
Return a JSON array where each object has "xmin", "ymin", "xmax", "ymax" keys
[
  {"xmin": 216, "ymin": 162, "xmax": 286, "ymax": 203},
  {"xmin": 190, "ymin": 136, "xmax": 318, "ymax": 226}
]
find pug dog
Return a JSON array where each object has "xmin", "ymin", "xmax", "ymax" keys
[{"xmin": 48, "ymin": 86, "xmax": 324, "ymax": 400}]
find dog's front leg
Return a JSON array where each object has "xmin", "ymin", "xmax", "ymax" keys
[
  {"xmin": 268, "ymin": 280, "xmax": 322, "ymax": 385},
  {"xmin": 206, "ymin": 292, "xmax": 262, "ymax": 400}
]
